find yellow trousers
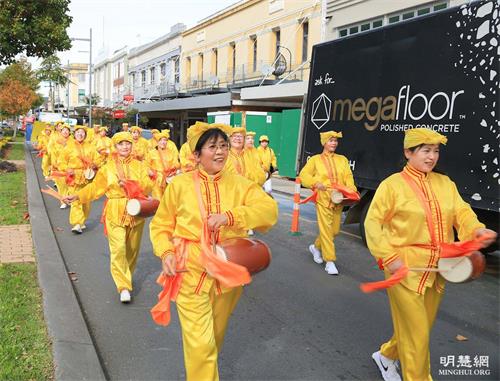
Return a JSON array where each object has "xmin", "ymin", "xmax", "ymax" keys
[
  {"xmin": 42, "ymin": 155, "xmax": 51, "ymax": 177},
  {"xmin": 69, "ymin": 185, "xmax": 91, "ymax": 225},
  {"xmin": 314, "ymin": 203, "xmax": 342, "ymax": 261},
  {"xmin": 176, "ymin": 283, "xmax": 243, "ymax": 381},
  {"xmin": 54, "ymin": 178, "xmax": 68, "ymax": 201},
  {"xmin": 381, "ymin": 281, "xmax": 443, "ymax": 381},
  {"xmin": 105, "ymin": 219, "xmax": 145, "ymax": 292}
]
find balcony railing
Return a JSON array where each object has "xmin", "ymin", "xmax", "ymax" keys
[
  {"xmin": 130, "ymin": 79, "xmax": 180, "ymax": 101},
  {"xmin": 181, "ymin": 59, "xmax": 310, "ymax": 92}
]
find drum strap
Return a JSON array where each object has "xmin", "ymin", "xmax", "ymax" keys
[
  {"xmin": 400, "ymin": 171, "xmax": 438, "ymax": 248},
  {"xmin": 192, "ymin": 170, "xmax": 251, "ymax": 288},
  {"xmin": 76, "ymin": 142, "xmax": 92, "ymax": 169},
  {"xmin": 230, "ymin": 150, "xmax": 245, "ymax": 176},
  {"xmin": 320, "ymin": 153, "xmax": 338, "ymax": 186}
]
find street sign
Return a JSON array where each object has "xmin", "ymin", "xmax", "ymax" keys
[
  {"xmin": 113, "ymin": 109, "xmax": 126, "ymax": 119},
  {"xmin": 123, "ymin": 94, "xmax": 134, "ymax": 106}
]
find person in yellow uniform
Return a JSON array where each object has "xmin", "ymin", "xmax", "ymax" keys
[
  {"xmin": 148, "ymin": 131, "xmax": 180, "ymax": 200},
  {"xmin": 130, "ymin": 126, "xmax": 149, "ymax": 161},
  {"xmin": 299, "ymin": 130, "xmax": 356, "ymax": 275},
  {"xmin": 36, "ymin": 124, "xmax": 53, "ymax": 178},
  {"xmin": 163, "ymin": 129, "xmax": 180, "ymax": 161},
  {"xmin": 63, "ymin": 132, "xmax": 154, "ymax": 303},
  {"xmin": 48, "ymin": 124, "xmax": 73, "ymax": 209},
  {"xmin": 364, "ymin": 128, "xmax": 496, "ymax": 381},
  {"xmin": 58, "ymin": 126, "xmax": 98, "ymax": 233},
  {"xmin": 121, "ymin": 122, "xmax": 129, "ymax": 132},
  {"xmin": 148, "ymin": 129, "xmax": 161, "ymax": 149},
  {"xmin": 257, "ymin": 135, "xmax": 278, "ymax": 194},
  {"xmin": 86, "ymin": 124, "xmax": 98, "ymax": 142},
  {"xmin": 95, "ymin": 126, "xmax": 113, "ymax": 167},
  {"xmin": 244, "ymin": 131, "xmax": 259, "ymax": 162},
  {"xmin": 150, "ymin": 122, "xmax": 278, "ymax": 381},
  {"xmin": 225, "ymin": 126, "xmax": 266, "ymax": 186}
]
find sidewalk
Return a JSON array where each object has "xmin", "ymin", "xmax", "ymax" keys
[{"xmin": 271, "ymin": 175, "xmax": 313, "ymax": 198}]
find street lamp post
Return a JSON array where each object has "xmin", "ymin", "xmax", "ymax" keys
[{"xmin": 71, "ymin": 28, "xmax": 93, "ymax": 127}]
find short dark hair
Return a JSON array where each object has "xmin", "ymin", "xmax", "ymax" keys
[{"xmin": 194, "ymin": 128, "xmax": 229, "ymax": 153}]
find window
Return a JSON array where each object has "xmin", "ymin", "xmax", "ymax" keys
[
  {"xmin": 150, "ymin": 67, "xmax": 155, "ymax": 84},
  {"xmin": 78, "ymin": 73, "xmax": 86, "ymax": 82},
  {"xmin": 434, "ymin": 3, "xmax": 447, "ymax": 11},
  {"xmin": 302, "ymin": 21, "xmax": 309, "ymax": 63},
  {"xmin": 198, "ymin": 53, "xmax": 204, "ymax": 82},
  {"xmin": 212, "ymin": 49, "xmax": 218, "ymax": 76},
  {"xmin": 131, "ymin": 73, "xmax": 135, "ymax": 87},
  {"xmin": 388, "ymin": 15, "xmax": 400, "ymax": 24},
  {"xmin": 251, "ymin": 36, "xmax": 257, "ymax": 72},
  {"xmin": 230, "ymin": 42, "xmax": 236, "ymax": 81},
  {"xmin": 78, "ymin": 89, "xmax": 86, "ymax": 103},
  {"xmin": 160, "ymin": 63, "xmax": 166, "ymax": 78},
  {"xmin": 174, "ymin": 57, "xmax": 180, "ymax": 84},
  {"xmin": 275, "ymin": 29, "xmax": 281, "ymax": 56},
  {"xmin": 418, "ymin": 7, "xmax": 431, "ymax": 15},
  {"xmin": 372, "ymin": 20, "xmax": 383, "ymax": 28},
  {"xmin": 339, "ymin": 29, "xmax": 348, "ymax": 37},
  {"xmin": 349, "ymin": 26, "xmax": 359, "ymax": 34},
  {"xmin": 402, "ymin": 11, "xmax": 414, "ymax": 20},
  {"xmin": 361, "ymin": 23, "xmax": 370, "ymax": 31},
  {"xmin": 186, "ymin": 57, "xmax": 191, "ymax": 83},
  {"xmin": 141, "ymin": 70, "xmax": 146, "ymax": 86}
]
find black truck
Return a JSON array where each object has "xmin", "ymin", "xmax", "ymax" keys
[{"xmin": 302, "ymin": 0, "xmax": 499, "ymax": 244}]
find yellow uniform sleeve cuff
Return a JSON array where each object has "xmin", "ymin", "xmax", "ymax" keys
[
  {"xmin": 383, "ymin": 253, "xmax": 400, "ymax": 267},
  {"xmin": 160, "ymin": 251, "xmax": 175, "ymax": 260},
  {"xmin": 224, "ymin": 211, "xmax": 235, "ymax": 227}
]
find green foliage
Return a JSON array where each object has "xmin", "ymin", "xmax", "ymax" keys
[
  {"xmin": 0, "ymin": 263, "xmax": 54, "ymax": 380},
  {"xmin": 0, "ymin": 0, "xmax": 72, "ymax": 65},
  {"xmin": 83, "ymin": 94, "xmax": 101, "ymax": 106},
  {"xmin": 126, "ymin": 108, "xmax": 149, "ymax": 126},
  {"xmin": 0, "ymin": 58, "xmax": 40, "ymax": 91},
  {"xmin": 37, "ymin": 55, "xmax": 68, "ymax": 87}
]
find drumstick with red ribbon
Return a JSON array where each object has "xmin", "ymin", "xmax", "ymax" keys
[
  {"xmin": 41, "ymin": 185, "xmax": 64, "ymax": 202},
  {"xmin": 360, "ymin": 232, "xmax": 496, "ymax": 293}
]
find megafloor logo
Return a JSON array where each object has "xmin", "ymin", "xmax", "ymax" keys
[{"xmin": 330, "ymin": 85, "xmax": 465, "ymax": 131}]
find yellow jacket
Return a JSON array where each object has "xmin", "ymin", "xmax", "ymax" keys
[
  {"xmin": 58, "ymin": 140, "xmax": 99, "ymax": 186},
  {"xmin": 77, "ymin": 155, "xmax": 154, "ymax": 227},
  {"xmin": 257, "ymin": 146, "xmax": 277, "ymax": 172},
  {"xmin": 365, "ymin": 164, "xmax": 485, "ymax": 294},
  {"xmin": 95, "ymin": 136, "xmax": 113, "ymax": 167},
  {"xmin": 35, "ymin": 131, "xmax": 51, "ymax": 153},
  {"xmin": 225, "ymin": 149, "xmax": 266, "ymax": 186},
  {"xmin": 48, "ymin": 135, "xmax": 72, "ymax": 171},
  {"xmin": 150, "ymin": 168, "xmax": 278, "ymax": 293},
  {"xmin": 179, "ymin": 142, "xmax": 196, "ymax": 173},
  {"xmin": 131, "ymin": 137, "xmax": 150, "ymax": 161},
  {"xmin": 299, "ymin": 152, "xmax": 356, "ymax": 208},
  {"xmin": 148, "ymin": 147, "xmax": 180, "ymax": 175}
]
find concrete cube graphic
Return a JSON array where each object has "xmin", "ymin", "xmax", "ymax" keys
[{"xmin": 311, "ymin": 93, "xmax": 331, "ymax": 130}]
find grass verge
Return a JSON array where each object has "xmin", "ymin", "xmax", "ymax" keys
[
  {"xmin": 4, "ymin": 143, "xmax": 25, "ymax": 160},
  {"xmin": 0, "ymin": 170, "xmax": 28, "ymax": 225},
  {"xmin": 0, "ymin": 263, "xmax": 54, "ymax": 380}
]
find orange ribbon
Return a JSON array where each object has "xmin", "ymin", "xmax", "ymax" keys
[
  {"xmin": 360, "ymin": 266, "xmax": 409, "ymax": 293},
  {"xmin": 50, "ymin": 170, "xmax": 75, "ymax": 186},
  {"xmin": 299, "ymin": 184, "xmax": 360, "ymax": 205}
]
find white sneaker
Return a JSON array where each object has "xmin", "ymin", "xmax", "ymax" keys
[
  {"xmin": 120, "ymin": 289, "xmax": 131, "ymax": 303},
  {"xmin": 308, "ymin": 244, "xmax": 323, "ymax": 264},
  {"xmin": 59, "ymin": 203, "xmax": 68, "ymax": 209},
  {"xmin": 325, "ymin": 261, "xmax": 339, "ymax": 275},
  {"xmin": 81, "ymin": 224, "xmax": 86, "ymax": 230},
  {"xmin": 372, "ymin": 351, "xmax": 401, "ymax": 381},
  {"xmin": 71, "ymin": 224, "xmax": 82, "ymax": 234},
  {"xmin": 248, "ymin": 229, "xmax": 254, "ymax": 236}
]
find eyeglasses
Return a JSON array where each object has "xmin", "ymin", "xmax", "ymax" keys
[{"xmin": 202, "ymin": 143, "xmax": 229, "ymax": 152}]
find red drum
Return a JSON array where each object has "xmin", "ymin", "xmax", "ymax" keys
[
  {"xmin": 330, "ymin": 190, "xmax": 359, "ymax": 206},
  {"xmin": 438, "ymin": 251, "xmax": 486, "ymax": 283},
  {"xmin": 215, "ymin": 238, "xmax": 271, "ymax": 275},
  {"xmin": 126, "ymin": 198, "xmax": 160, "ymax": 217}
]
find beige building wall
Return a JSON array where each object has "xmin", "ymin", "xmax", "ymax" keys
[
  {"xmin": 181, "ymin": 0, "xmax": 321, "ymax": 90},
  {"xmin": 324, "ymin": 0, "xmax": 467, "ymax": 41},
  {"xmin": 55, "ymin": 63, "xmax": 89, "ymax": 111}
]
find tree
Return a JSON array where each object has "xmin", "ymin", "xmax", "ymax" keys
[
  {"xmin": 0, "ymin": 58, "xmax": 39, "ymax": 91},
  {"xmin": 0, "ymin": 0, "xmax": 72, "ymax": 65},
  {"xmin": 0, "ymin": 79, "xmax": 38, "ymax": 137},
  {"xmin": 126, "ymin": 108, "xmax": 149, "ymax": 126},
  {"xmin": 37, "ymin": 55, "xmax": 69, "ymax": 112},
  {"xmin": 83, "ymin": 94, "xmax": 101, "ymax": 106}
]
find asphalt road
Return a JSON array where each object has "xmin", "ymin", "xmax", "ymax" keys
[{"xmin": 33, "ymin": 154, "xmax": 499, "ymax": 381}]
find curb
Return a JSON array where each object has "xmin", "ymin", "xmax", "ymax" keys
[{"xmin": 24, "ymin": 144, "xmax": 106, "ymax": 381}]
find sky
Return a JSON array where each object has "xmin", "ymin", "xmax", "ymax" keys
[{"xmin": 35, "ymin": 0, "xmax": 239, "ymax": 68}]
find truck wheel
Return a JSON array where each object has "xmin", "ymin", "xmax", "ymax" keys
[{"xmin": 359, "ymin": 199, "xmax": 372, "ymax": 247}]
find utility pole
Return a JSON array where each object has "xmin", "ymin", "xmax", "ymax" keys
[
  {"xmin": 67, "ymin": 60, "xmax": 70, "ymax": 121},
  {"xmin": 71, "ymin": 27, "xmax": 93, "ymax": 126}
]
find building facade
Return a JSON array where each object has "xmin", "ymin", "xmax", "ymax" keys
[
  {"xmin": 53, "ymin": 63, "xmax": 89, "ymax": 113},
  {"xmin": 93, "ymin": 47, "xmax": 129, "ymax": 107},
  {"xmin": 180, "ymin": 0, "xmax": 321, "ymax": 92},
  {"xmin": 128, "ymin": 23, "xmax": 185, "ymax": 102},
  {"xmin": 323, "ymin": 0, "xmax": 468, "ymax": 41}
]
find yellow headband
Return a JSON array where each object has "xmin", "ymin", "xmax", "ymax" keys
[
  {"xmin": 259, "ymin": 135, "xmax": 269, "ymax": 142},
  {"xmin": 112, "ymin": 131, "xmax": 133, "ymax": 145},
  {"xmin": 98, "ymin": 126, "xmax": 109, "ymax": 132},
  {"xmin": 404, "ymin": 128, "xmax": 447, "ymax": 149},
  {"xmin": 187, "ymin": 122, "xmax": 232, "ymax": 152},
  {"xmin": 246, "ymin": 131, "xmax": 256, "ymax": 137},
  {"xmin": 156, "ymin": 131, "xmax": 170, "ymax": 140},
  {"xmin": 130, "ymin": 126, "xmax": 142, "ymax": 133},
  {"xmin": 160, "ymin": 129, "xmax": 171, "ymax": 139},
  {"xmin": 151, "ymin": 129, "xmax": 160, "ymax": 134},
  {"xmin": 74, "ymin": 125, "xmax": 87, "ymax": 134},
  {"xmin": 320, "ymin": 131, "xmax": 343, "ymax": 146},
  {"xmin": 229, "ymin": 127, "xmax": 246, "ymax": 136}
]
